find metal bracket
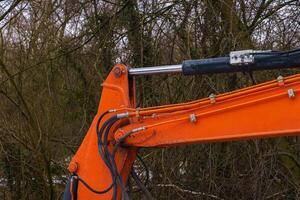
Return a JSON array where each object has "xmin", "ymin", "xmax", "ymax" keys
[
  {"xmin": 190, "ymin": 114, "xmax": 197, "ymax": 123},
  {"xmin": 209, "ymin": 93, "xmax": 216, "ymax": 104},
  {"xmin": 277, "ymin": 75, "xmax": 285, "ymax": 86},
  {"xmin": 288, "ymin": 89, "xmax": 295, "ymax": 99},
  {"xmin": 230, "ymin": 50, "xmax": 255, "ymax": 66}
]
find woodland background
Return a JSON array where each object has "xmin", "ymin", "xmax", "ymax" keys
[{"xmin": 0, "ymin": 0, "xmax": 300, "ymax": 199}]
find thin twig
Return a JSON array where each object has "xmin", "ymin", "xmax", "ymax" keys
[{"xmin": 156, "ymin": 183, "xmax": 224, "ymax": 200}]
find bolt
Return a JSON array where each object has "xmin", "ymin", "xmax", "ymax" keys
[
  {"xmin": 288, "ymin": 88, "xmax": 295, "ymax": 98},
  {"xmin": 190, "ymin": 114, "xmax": 197, "ymax": 123},
  {"xmin": 114, "ymin": 67, "xmax": 123, "ymax": 77},
  {"xmin": 277, "ymin": 75, "xmax": 284, "ymax": 82},
  {"xmin": 277, "ymin": 75, "xmax": 284, "ymax": 86},
  {"xmin": 68, "ymin": 161, "xmax": 78, "ymax": 173},
  {"xmin": 209, "ymin": 93, "xmax": 216, "ymax": 103}
]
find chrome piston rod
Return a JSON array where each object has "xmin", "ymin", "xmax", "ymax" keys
[
  {"xmin": 128, "ymin": 64, "xmax": 182, "ymax": 76},
  {"xmin": 128, "ymin": 48, "xmax": 300, "ymax": 76}
]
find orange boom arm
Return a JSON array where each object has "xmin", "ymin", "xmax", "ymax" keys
[
  {"xmin": 115, "ymin": 74, "xmax": 300, "ymax": 147},
  {"xmin": 64, "ymin": 48, "xmax": 300, "ymax": 200}
]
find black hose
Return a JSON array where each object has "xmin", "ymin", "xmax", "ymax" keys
[
  {"xmin": 74, "ymin": 111, "xmax": 149, "ymax": 200},
  {"xmin": 75, "ymin": 175, "xmax": 113, "ymax": 194},
  {"xmin": 136, "ymin": 154, "xmax": 149, "ymax": 188},
  {"xmin": 131, "ymin": 170, "xmax": 153, "ymax": 200},
  {"xmin": 97, "ymin": 116, "xmax": 120, "ymax": 199},
  {"xmin": 70, "ymin": 112, "xmax": 119, "ymax": 197},
  {"xmin": 102, "ymin": 117, "xmax": 131, "ymax": 200}
]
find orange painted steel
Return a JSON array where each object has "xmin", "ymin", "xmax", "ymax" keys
[
  {"xmin": 115, "ymin": 74, "xmax": 300, "ymax": 147},
  {"xmin": 136, "ymin": 74, "xmax": 300, "ymax": 115},
  {"xmin": 68, "ymin": 64, "xmax": 300, "ymax": 200},
  {"xmin": 68, "ymin": 64, "xmax": 136, "ymax": 200}
]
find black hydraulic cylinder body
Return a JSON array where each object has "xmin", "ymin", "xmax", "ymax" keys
[{"xmin": 182, "ymin": 51, "xmax": 300, "ymax": 75}]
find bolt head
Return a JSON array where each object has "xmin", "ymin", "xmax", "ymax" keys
[
  {"xmin": 114, "ymin": 67, "xmax": 123, "ymax": 77},
  {"xmin": 277, "ymin": 75, "xmax": 284, "ymax": 82},
  {"xmin": 190, "ymin": 114, "xmax": 197, "ymax": 123},
  {"xmin": 68, "ymin": 161, "xmax": 78, "ymax": 173},
  {"xmin": 288, "ymin": 88, "xmax": 295, "ymax": 98}
]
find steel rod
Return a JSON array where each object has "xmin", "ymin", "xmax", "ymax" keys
[{"xmin": 128, "ymin": 64, "xmax": 182, "ymax": 76}]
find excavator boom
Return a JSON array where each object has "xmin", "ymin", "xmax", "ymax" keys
[
  {"xmin": 116, "ymin": 74, "xmax": 300, "ymax": 147},
  {"xmin": 64, "ymin": 48, "xmax": 300, "ymax": 200}
]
